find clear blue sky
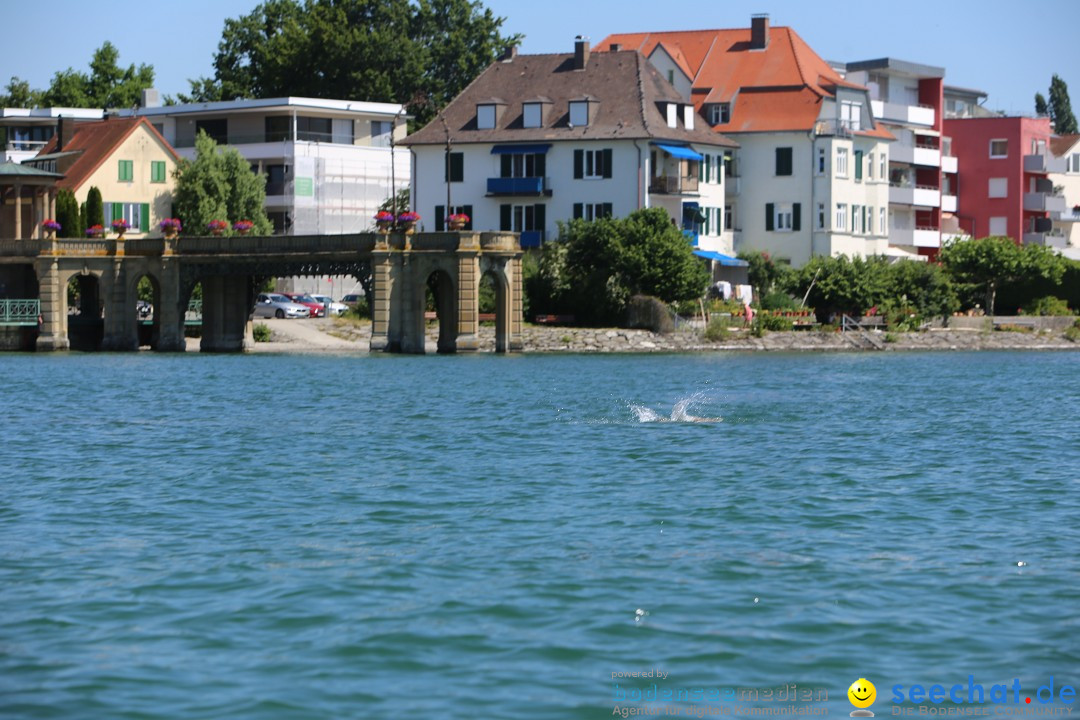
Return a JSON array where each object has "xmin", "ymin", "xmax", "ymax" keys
[{"xmin": 2, "ymin": 0, "xmax": 1077, "ymax": 117}]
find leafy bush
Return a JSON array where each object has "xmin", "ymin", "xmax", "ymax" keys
[
  {"xmin": 1028, "ymin": 296, "xmax": 1072, "ymax": 316},
  {"xmin": 253, "ymin": 323, "xmax": 271, "ymax": 342},
  {"xmin": 760, "ymin": 314, "xmax": 794, "ymax": 331},
  {"xmin": 1065, "ymin": 319, "xmax": 1080, "ymax": 343},
  {"xmin": 760, "ymin": 291, "xmax": 797, "ymax": 311},
  {"xmin": 704, "ymin": 318, "xmax": 730, "ymax": 342}
]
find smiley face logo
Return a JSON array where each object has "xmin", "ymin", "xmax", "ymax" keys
[{"xmin": 848, "ymin": 678, "xmax": 876, "ymax": 716}]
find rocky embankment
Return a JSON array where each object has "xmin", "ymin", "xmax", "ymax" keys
[{"xmin": 269, "ymin": 317, "xmax": 1080, "ymax": 353}]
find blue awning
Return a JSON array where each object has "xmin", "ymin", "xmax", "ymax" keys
[
  {"xmin": 491, "ymin": 144, "xmax": 552, "ymax": 155},
  {"xmin": 653, "ymin": 143, "xmax": 702, "ymax": 161},
  {"xmin": 693, "ymin": 249, "xmax": 749, "ymax": 267}
]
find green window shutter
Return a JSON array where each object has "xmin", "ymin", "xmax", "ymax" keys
[
  {"xmin": 703, "ymin": 208, "xmax": 710, "ymax": 235},
  {"xmin": 534, "ymin": 204, "xmax": 546, "ymax": 233},
  {"xmin": 855, "ymin": 151, "xmax": 863, "ymax": 180},
  {"xmin": 118, "ymin": 161, "xmax": 123, "ymax": 181},
  {"xmin": 698, "ymin": 157, "xmax": 705, "ymax": 182},
  {"xmin": 500, "ymin": 204, "xmax": 512, "ymax": 231},
  {"xmin": 602, "ymin": 149, "xmax": 612, "ymax": 179},
  {"xmin": 444, "ymin": 153, "xmax": 450, "ymax": 182},
  {"xmin": 765, "ymin": 203, "xmax": 774, "ymax": 231},
  {"xmin": 500, "ymin": 154, "xmax": 512, "ymax": 178},
  {"xmin": 463, "ymin": 205, "xmax": 473, "ymax": 230},
  {"xmin": 602, "ymin": 203, "xmax": 612, "ymax": 218},
  {"xmin": 112, "ymin": 203, "xmax": 123, "ymax": 222},
  {"xmin": 535, "ymin": 153, "xmax": 546, "ymax": 177},
  {"xmin": 574, "ymin": 150, "xmax": 583, "ymax": 179},
  {"xmin": 141, "ymin": 203, "xmax": 150, "ymax": 231},
  {"xmin": 776, "ymin": 148, "xmax": 792, "ymax": 176},
  {"xmin": 573, "ymin": 203, "xmax": 583, "ymax": 219},
  {"xmin": 792, "ymin": 203, "xmax": 801, "ymax": 232},
  {"xmin": 435, "ymin": 205, "xmax": 445, "ymax": 231},
  {"xmin": 451, "ymin": 153, "xmax": 463, "ymax": 182}
]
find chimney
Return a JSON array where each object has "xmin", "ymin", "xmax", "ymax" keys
[
  {"xmin": 56, "ymin": 117, "xmax": 76, "ymax": 152},
  {"xmin": 141, "ymin": 88, "xmax": 161, "ymax": 109},
  {"xmin": 574, "ymin": 36, "xmax": 590, "ymax": 70},
  {"xmin": 499, "ymin": 45, "xmax": 518, "ymax": 62},
  {"xmin": 750, "ymin": 13, "xmax": 770, "ymax": 50}
]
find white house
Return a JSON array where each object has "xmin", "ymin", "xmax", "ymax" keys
[
  {"xmin": 600, "ymin": 15, "xmax": 895, "ymax": 267},
  {"xmin": 1050, "ymin": 134, "xmax": 1080, "ymax": 251},
  {"xmin": 400, "ymin": 39, "xmax": 741, "ymax": 268}
]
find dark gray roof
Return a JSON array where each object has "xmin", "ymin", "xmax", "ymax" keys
[
  {"xmin": 402, "ymin": 50, "xmax": 737, "ymax": 148},
  {"xmin": 843, "ymin": 57, "xmax": 945, "ymax": 79}
]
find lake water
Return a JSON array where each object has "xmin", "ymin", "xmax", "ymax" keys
[{"xmin": 1, "ymin": 351, "xmax": 1078, "ymax": 719}]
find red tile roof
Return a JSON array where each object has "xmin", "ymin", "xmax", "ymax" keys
[
  {"xmin": 1051, "ymin": 134, "xmax": 1080, "ymax": 158},
  {"xmin": 598, "ymin": 25, "xmax": 878, "ymax": 135},
  {"xmin": 36, "ymin": 117, "xmax": 178, "ymax": 191}
]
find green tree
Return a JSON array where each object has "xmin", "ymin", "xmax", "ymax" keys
[
  {"xmin": 85, "ymin": 187, "xmax": 105, "ymax": 229},
  {"xmin": 173, "ymin": 130, "xmax": 272, "ymax": 235},
  {"xmin": 1035, "ymin": 92, "xmax": 1049, "ymax": 118},
  {"xmin": 190, "ymin": 0, "xmax": 518, "ymax": 126},
  {"xmin": 55, "ymin": 190, "xmax": 82, "ymax": 238},
  {"xmin": 939, "ymin": 236, "xmax": 1067, "ymax": 315},
  {"xmin": 618, "ymin": 208, "xmax": 710, "ymax": 303},
  {"xmin": 738, "ymin": 250, "xmax": 789, "ymax": 301},
  {"xmin": 0, "ymin": 76, "xmax": 44, "ymax": 108},
  {"xmin": 783, "ymin": 255, "xmax": 890, "ymax": 321},
  {"xmin": 41, "ymin": 42, "xmax": 154, "ymax": 108},
  {"xmin": 1048, "ymin": 74, "xmax": 1078, "ymax": 135},
  {"xmin": 883, "ymin": 259, "xmax": 959, "ymax": 320}
]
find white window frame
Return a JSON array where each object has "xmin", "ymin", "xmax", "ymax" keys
[
  {"xmin": 988, "ymin": 177, "xmax": 1008, "ymax": 198},
  {"xmin": 477, "ymin": 105, "xmax": 496, "ymax": 130},
  {"xmin": 724, "ymin": 204, "xmax": 733, "ymax": 231},
  {"xmin": 583, "ymin": 149, "xmax": 606, "ymax": 179},
  {"xmin": 511, "ymin": 204, "xmax": 542, "ymax": 232},
  {"xmin": 852, "ymin": 204, "xmax": 863, "ymax": 234},
  {"xmin": 569, "ymin": 101, "xmax": 588, "ymax": 127},
  {"xmin": 775, "ymin": 203, "xmax": 793, "ymax": 232},
  {"xmin": 523, "ymin": 103, "xmax": 542, "ymax": 128},
  {"xmin": 580, "ymin": 203, "xmax": 612, "ymax": 222},
  {"xmin": 989, "ymin": 139, "xmax": 1008, "ymax": 159},
  {"xmin": 840, "ymin": 100, "xmax": 862, "ymax": 131},
  {"xmin": 709, "ymin": 103, "xmax": 730, "ymax": 125},
  {"xmin": 836, "ymin": 147, "xmax": 849, "ymax": 177},
  {"xmin": 835, "ymin": 203, "xmax": 847, "ymax": 232}
]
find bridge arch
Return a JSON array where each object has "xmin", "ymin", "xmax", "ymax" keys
[{"xmin": 63, "ymin": 270, "xmax": 106, "ymax": 351}]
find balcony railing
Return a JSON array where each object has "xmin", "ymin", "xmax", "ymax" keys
[
  {"xmin": 519, "ymin": 231, "xmax": 545, "ymax": 248},
  {"xmin": 3, "ymin": 140, "xmax": 49, "ymax": 152},
  {"xmin": 1023, "ymin": 192, "xmax": 1067, "ymax": 213},
  {"xmin": 1055, "ymin": 207, "xmax": 1080, "ymax": 222},
  {"xmin": 0, "ymin": 298, "xmax": 40, "ymax": 326},
  {"xmin": 1023, "ymin": 153, "xmax": 1067, "ymax": 174},
  {"xmin": 1023, "ymin": 231, "xmax": 1067, "ymax": 248},
  {"xmin": 486, "ymin": 176, "xmax": 549, "ymax": 196},
  {"xmin": 173, "ymin": 130, "xmax": 353, "ymax": 148},
  {"xmin": 725, "ymin": 176, "xmax": 740, "ymax": 196},
  {"xmin": 649, "ymin": 175, "xmax": 699, "ymax": 195},
  {"xmin": 814, "ymin": 120, "xmax": 853, "ymax": 138}
]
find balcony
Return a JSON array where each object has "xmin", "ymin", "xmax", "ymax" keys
[
  {"xmin": 941, "ymin": 155, "xmax": 958, "ymax": 174},
  {"xmin": 519, "ymin": 230, "xmax": 546, "ymax": 248},
  {"xmin": 892, "ymin": 142, "xmax": 941, "ymax": 167},
  {"xmin": 725, "ymin": 175, "xmax": 740, "ymax": 196},
  {"xmin": 890, "ymin": 184, "xmax": 940, "ymax": 207},
  {"xmin": 1023, "ymin": 192, "xmax": 1066, "ymax": 213},
  {"xmin": 814, "ymin": 120, "xmax": 854, "ymax": 138},
  {"xmin": 942, "ymin": 194, "xmax": 957, "ymax": 213},
  {"xmin": 1055, "ymin": 207, "xmax": 1080, "ymax": 222},
  {"xmin": 870, "ymin": 100, "xmax": 935, "ymax": 126},
  {"xmin": 1023, "ymin": 231, "xmax": 1067, "ymax": 248},
  {"xmin": 486, "ymin": 176, "xmax": 550, "ymax": 196},
  {"xmin": 649, "ymin": 174, "xmax": 699, "ymax": 195},
  {"xmin": 1023, "ymin": 153, "xmax": 1067, "ymax": 174},
  {"xmin": 890, "ymin": 226, "xmax": 940, "ymax": 248}
]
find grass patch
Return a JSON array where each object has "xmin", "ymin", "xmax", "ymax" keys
[
  {"xmin": 704, "ymin": 318, "xmax": 730, "ymax": 342},
  {"xmin": 253, "ymin": 323, "xmax": 271, "ymax": 342}
]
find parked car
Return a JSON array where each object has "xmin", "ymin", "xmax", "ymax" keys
[
  {"xmin": 253, "ymin": 293, "xmax": 310, "ymax": 319},
  {"xmin": 341, "ymin": 293, "xmax": 366, "ymax": 307},
  {"xmin": 310, "ymin": 294, "xmax": 349, "ymax": 316},
  {"xmin": 282, "ymin": 293, "xmax": 326, "ymax": 318}
]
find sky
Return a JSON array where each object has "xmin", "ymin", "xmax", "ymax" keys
[{"xmin": 2, "ymin": 0, "xmax": 1078, "ymax": 117}]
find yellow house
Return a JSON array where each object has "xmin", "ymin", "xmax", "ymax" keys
[{"xmin": 28, "ymin": 117, "xmax": 179, "ymax": 236}]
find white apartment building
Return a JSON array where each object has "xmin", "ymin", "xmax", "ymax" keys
[
  {"xmin": 838, "ymin": 58, "xmax": 960, "ymax": 258},
  {"xmin": 401, "ymin": 40, "xmax": 739, "ymax": 268},
  {"xmin": 601, "ymin": 15, "xmax": 894, "ymax": 268},
  {"xmin": 1, "ymin": 107, "xmax": 104, "ymax": 163},
  {"xmin": 118, "ymin": 95, "xmax": 410, "ymax": 236},
  {"xmin": 1050, "ymin": 134, "xmax": 1080, "ymax": 253}
]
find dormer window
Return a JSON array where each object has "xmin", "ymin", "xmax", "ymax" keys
[
  {"xmin": 477, "ymin": 104, "xmax": 497, "ymax": 130},
  {"xmin": 666, "ymin": 103, "xmax": 677, "ymax": 129},
  {"xmin": 708, "ymin": 103, "xmax": 730, "ymax": 125},
  {"xmin": 523, "ymin": 103, "xmax": 543, "ymax": 128},
  {"xmin": 683, "ymin": 105, "xmax": 695, "ymax": 131},
  {"xmin": 569, "ymin": 101, "xmax": 589, "ymax": 127}
]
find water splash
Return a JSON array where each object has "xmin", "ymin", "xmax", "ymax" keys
[{"xmin": 630, "ymin": 394, "xmax": 722, "ymax": 423}]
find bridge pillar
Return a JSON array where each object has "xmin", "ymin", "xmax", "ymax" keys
[
  {"xmin": 155, "ymin": 258, "xmax": 186, "ymax": 352},
  {"xmin": 369, "ymin": 248, "xmax": 399, "ymax": 353},
  {"xmin": 34, "ymin": 256, "xmax": 69, "ymax": 351},
  {"xmin": 200, "ymin": 275, "xmax": 253, "ymax": 353},
  {"xmin": 102, "ymin": 255, "xmax": 137, "ymax": 351},
  {"xmin": 508, "ymin": 256, "xmax": 524, "ymax": 352},
  {"xmin": 455, "ymin": 250, "xmax": 480, "ymax": 352}
]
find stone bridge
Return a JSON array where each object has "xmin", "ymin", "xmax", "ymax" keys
[{"xmin": 0, "ymin": 232, "xmax": 524, "ymax": 353}]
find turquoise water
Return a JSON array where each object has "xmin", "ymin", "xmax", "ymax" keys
[{"xmin": 1, "ymin": 351, "xmax": 1078, "ymax": 719}]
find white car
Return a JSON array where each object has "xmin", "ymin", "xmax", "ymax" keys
[
  {"xmin": 253, "ymin": 293, "xmax": 311, "ymax": 319},
  {"xmin": 310, "ymin": 294, "xmax": 349, "ymax": 316}
]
